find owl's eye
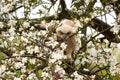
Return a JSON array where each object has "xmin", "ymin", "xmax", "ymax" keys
[{"xmin": 67, "ymin": 32, "xmax": 71, "ymax": 35}]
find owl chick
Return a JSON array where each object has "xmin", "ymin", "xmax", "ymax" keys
[
  {"xmin": 56, "ymin": 19, "xmax": 77, "ymax": 59},
  {"xmin": 36, "ymin": 19, "xmax": 78, "ymax": 59}
]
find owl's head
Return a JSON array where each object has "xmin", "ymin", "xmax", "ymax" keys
[{"xmin": 56, "ymin": 19, "xmax": 77, "ymax": 41}]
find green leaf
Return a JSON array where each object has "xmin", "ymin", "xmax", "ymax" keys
[
  {"xmin": 4, "ymin": 73, "xmax": 12, "ymax": 79},
  {"xmin": 0, "ymin": 51, "xmax": 8, "ymax": 59},
  {"xmin": 15, "ymin": 70, "xmax": 21, "ymax": 77},
  {"xmin": 38, "ymin": 69, "xmax": 43, "ymax": 76}
]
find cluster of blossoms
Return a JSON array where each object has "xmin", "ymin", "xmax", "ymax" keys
[
  {"xmin": 111, "ymin": 23, "xmax": 120, "ymax": 34},
  {"xmin": 71, "ymin": 71, "xmax": 84, "ymax": 80},
  {"xmin": 0, "ymin": 0, "xmax": 17, "ymax": 15},
  {"xmin": 0, "ymin": 0, "xmax": 120, "ymax": 80},
  {"xmin": 0, "ymin": 18, "xmax": 119, "ymax": 80}
]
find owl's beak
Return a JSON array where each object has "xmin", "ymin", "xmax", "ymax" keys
[{"xmin": 61, "ymin": 34, "xmax": 68, "ymax": 39}]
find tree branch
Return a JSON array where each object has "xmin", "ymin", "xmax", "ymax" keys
[
  {"xmin": 0, "ymin": 55, "xmax": 46, "ymax": 61},
  {"xmin": 89, "ymin": 18, "xmax": 120, "ymax": 43},
  {"xmin": 111, "ymin": 0, "xmax": 120, "ymax": 16},
  {"xmin": 60, "ymin": 0, "xmax": 67, "ymax": 12}
]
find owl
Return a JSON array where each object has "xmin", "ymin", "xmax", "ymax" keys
[
  {"xmin": 36, "ymin": 19, "xmax": 78, "ymax": 59},
  {"xmin": 56, "ymin": 19, "xmax": 78, "ymax": 59}
]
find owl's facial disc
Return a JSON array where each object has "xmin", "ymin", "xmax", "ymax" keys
[{"xmin": 58, "ymin": 31, "xmax": 71, "ymax": 40}]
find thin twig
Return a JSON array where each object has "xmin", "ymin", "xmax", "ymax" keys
[
  {"xmin": 76, "ymin": 25, "xmax": 112, "ymax": 54},
  {"xmin": 0, "ymin": 55, "xmax": 46, "ymax": 62}
]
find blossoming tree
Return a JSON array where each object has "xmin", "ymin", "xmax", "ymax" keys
[{"xmin": 0, "ymin": 0, "xmax": 120, "ymax": 80}]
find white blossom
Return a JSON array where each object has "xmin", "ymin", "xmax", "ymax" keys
[
  {"xmin": 8, "ymin": 27, "xmax": 16, "ymax": 36},
  {"xmin": 23, "ymin": 0, "xmax": 30, "ymax": 7},
  {"xmin": 27, "ymin": 73, "xmax": 38, "ymax": 80},
  {"xmin": 98, "ymin": 58, "xmax": 106, "ymax": 65},
  {"xmin": 14, "ymin": 62, "xmax": 24, "ymax": 69},
  {"xmin": 41, "ymin": 72, "xmax": 50, "ymax": 80},
  {"xmin": 90, "ymin": 48, "xmax": 97, "ymax": 57},
  {"xmin": 54, "ymin": 13, "xmax": 58, "ymax": 19},
  {"xmin": 81, "ymin": 57, "xmax": 89, "ymax": 65},
  {"xmin": 84, "ymin": 18, "xmax": 91, "ymax": 23},
  {"xmin": 60, "ymin": 42, "xmax": 67, "ymax": 50},
  {"xmin": 111, "ymin": 25, "xmax": 120, "ymax": 34},
  {"xmin": 40, "ymin": 30, "xmax": 47, "ymax": 35},
  {"xmin": 12, "ymin": 53, "xmax": 20, "ymax": 56},
  {"xmin": 29, "ymin": 58, "xmax": 36, "ymax": 64},
  {"xmin": 71, "ymin": 6, "xmax": 77, "ymax": 12},
  {"xmin": 26, "ymin": 46, "xmax": 34, "ymax": 54},
  {"xmin": 71, "ymin": 71, "xmax": 84, "ymax": 80},
  {"xmin": 109, "ymin": 55, "xmax": 118, "ymax": 76},
  {"xmin": 85, "ymin": 0, "xmax": 93, "ymax": 5},
  {"xmin": 110, "ymin": 43, "xmax": 117, "ymax": 48},
  {"xmin": 28, "ymin": 31, "xmax": 34, "ymax": 38},
  {"xmin": 74, "ymin": 59, "xmax": 80, "ymax": 65},
  {"xmin": 30, "ymin": 26, "xmax": 35, "ymax": 30},
  {"xmin": 0, "ymin": 22, "xmax": 4, "ymax": 28},
  {"xmin": 8, "ymin": 36, "xmax": 14, "ymax": 41},
  {"xmin": 46, "ymin": 37, "xmax": 59, "ymax": 49},
  {"xmin": 105, "ymin": 5, "xmax": 113, "ymax": 12},
  {"xmin": 104, "ymin": 48, "xmax": 112, "ymax": 53},
  {"xmin": 0, "ymin": 65, "xmax": 6, "ymax": 75},
  {"xmin": 8, "ymin": 20, "xmax": 17, "ymax": 27},
  {"xmin": 23, "ymin": 21, "xmax": 30, "ymax": 28},
  {"xmin": 3, "ymin": 41, "xmax": 8, "ymax": 48},
  {"xmin": 109, "ymin": 65, "xmax": 117, "ymax": 76},
  {"xmin": 20, "ymin": 50, "xmax": 26, "ymax": 55},
  {"xmin": 55, "ymin": 65, "xmax": 66, "ymax": 77},
  {"xmin": 83, "ymin": 68, "xmax": 89, "ymax": 72},
  {"xmin": 14, "ymin": 77, "xmax": 21, "ymax": 80},
  {"xmin": 109, "ymin": 56, "xmax": 117, "ymax": 66},
  {"xmin": 34, "ymin": 46, "xmax": 40, "ymax": 53},
  {"xmin": 49, "ymin": 50, "xmax": 66, "ymax": 63},
  {"xmin": 21, "ymin": 66, "xmax": 26, "ymax": 73},
  {"xmin": 0, "ymin": 4, "xmax": 13, "ymax": 13},
  {"xmin": 21, "ymin": 36, "xmax": 28, "ymax": 43},
  {"xmin": 90, "ymin": 75, "xmax": 96, "ymax": 80},
  {"xmin": 22, "ymin": 57, "xmax": 28, "ymax": 63},
  {"xmin": 55, "ymin": 65, "xmax": 65, "ymax": 72},
  {"xmin": 103, "ymin": 39, "xmax": 109, "ymax": 44},
  {"xmin": 87, "ymin": 41, "xmax": 94, "ymax": 48},
  {"xmin": 74, "ymin": 20, "xmax": 83, "ymax": 28}
]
